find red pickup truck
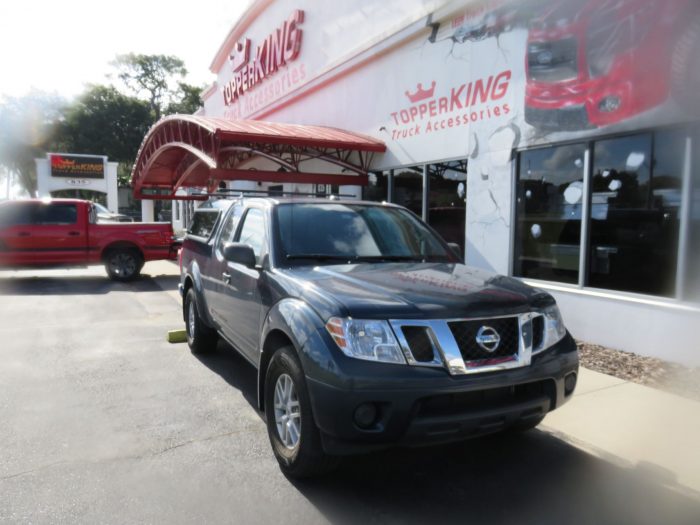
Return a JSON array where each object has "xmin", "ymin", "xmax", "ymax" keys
[{"xmin": 0, "ymin": 199, "xmax": 179, "ymax": 281}]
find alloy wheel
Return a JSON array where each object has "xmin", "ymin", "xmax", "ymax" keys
[
  {"xmin": 110, "ymin": 253, "xmax": 136, "ymax": 277},
  {"xmin": 274, "ymin": 373, "xmax": 301, "ymax": 450}
]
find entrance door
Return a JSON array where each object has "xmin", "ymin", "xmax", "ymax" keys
[
  {"xmin": 390, "ymin": 161, "xmax": 467, "ymax": 253},
  {"xmin": 427, "ymin": 161, "xmax": 467, "ymax": 253}
]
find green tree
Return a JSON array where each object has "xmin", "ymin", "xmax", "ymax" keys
[
  {"xmin": 54, "ymin": 85, "xmax": 152, "ymax": 186},
  {"xmin": 112, "ymin": 53, "xmax": 188, "ymax": 120},
  {"xmin": 165, "ymin": 82, "xmax": 204, "ymax": 115},
  {"xmin": 0, "ymin": 91, "xmax": 65, "ymax": 196}
]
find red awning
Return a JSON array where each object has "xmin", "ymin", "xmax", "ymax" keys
[{"xmin": 130, "ymin": 115, "xmax": 386, "ymax": 200}]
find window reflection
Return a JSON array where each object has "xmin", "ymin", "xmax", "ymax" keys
[
  {"xmin": 393, "ymin": 169, "xmax": 423, "ymax": 217},
  {"xmin": 687, "ymin": 130, "xmax": 700, "ymax": 301},
  {"xmin": 362, "ymin": 172, "xmax": 388, "ymax": 202},
  {"xmin": 589, "ymin": 132, "xmax": 681, "ymax": 296},
  {"xmin": 515, "ymin": 144, "xmax": 586, "ymax": 283},
  {"xmin": 428, "ymin": 163, "xmax": 467, "ymax": 252},
  {"xmin": 237, "ymin": 208, "xmax": 265, "ymax": 264}
]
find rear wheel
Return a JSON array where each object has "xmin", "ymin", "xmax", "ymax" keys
[
  {"xmin": 184, "ymin": 288, "xmax": 217, "ymax": 354},
  {"xmin": 264, "ymin": 346, "xmax": 339, "ymax": 478},
  {"xmin": 105, "ymin": 249, "xmax": 143, "ymax": 281}
]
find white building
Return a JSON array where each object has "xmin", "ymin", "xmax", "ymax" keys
[{"xmin": 135, "ymin": 0, "xmax": 700, "ymax": 364}]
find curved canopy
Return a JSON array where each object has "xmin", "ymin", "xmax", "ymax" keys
[{"xmin": 130, "ymin": 115, "xmax": 386, "ymax": 200}]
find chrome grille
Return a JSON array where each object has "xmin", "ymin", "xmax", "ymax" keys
[
  {"xmin": 448, "ymin": 317, "xmax": 519, "ymax": 362},
  {"xmin": 401, "ymin": 326, "xmax": 436, "ymax": 363},
  {"xmin": 532, "ymin": 315, "xmax": 545, "ymax": 352},
  {"xmin": 390, "ymin": 313, "xmax": 538, "ymax": 376}
]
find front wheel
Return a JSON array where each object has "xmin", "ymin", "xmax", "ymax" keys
[
  {"xmin": 264, "ymin": 346, "xmax": 339, "ymax": 478},
  {"xmin": 105, "ymin": 249, "xmax": 143, "ymax": 281}
]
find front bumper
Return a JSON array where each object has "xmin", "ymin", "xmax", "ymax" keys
[{"xmin": 304, "ymin": 334, "xmax": 578, "ymax": 455}]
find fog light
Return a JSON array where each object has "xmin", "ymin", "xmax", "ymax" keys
[
  {"xmin": 354, "ymin": 403, "xmax": 378, "ymax": 429},
  {"xmin": 565, "ymin": 372, "xmax": 577, "ymax": 395},
  {"xmin": 599, "ymin": 96, "xmax": 621, "ymax": 112}
]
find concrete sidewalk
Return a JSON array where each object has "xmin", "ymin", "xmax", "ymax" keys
[{"xmin": 544, "ymin": 368, "xmax": 700, "ymax": 497}]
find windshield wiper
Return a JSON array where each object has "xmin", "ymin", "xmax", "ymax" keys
[
  {"xmin": 351, "ymin": 255, "xmax": 425, "ymax": 262},
  {"xmin": 285, "ymin": 254, "xmax": 425, "ymax": 263},
  {"xmin": 285, "ymin": 254, "xmax": 358, "ymax": 261}
]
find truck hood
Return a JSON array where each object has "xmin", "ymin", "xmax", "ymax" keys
[{"xmin": 278, "ymin": 263, "xmax": 552, "ymax": 320}]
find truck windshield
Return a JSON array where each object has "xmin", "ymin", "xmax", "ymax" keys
[{"xmin": 274, "ymin": 203, "xmax": 454, "ymax": 265}]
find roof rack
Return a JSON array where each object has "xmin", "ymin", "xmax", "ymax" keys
[{"xmin": 193, "ymin": 189, "xmax": 359, "ymax": 199}]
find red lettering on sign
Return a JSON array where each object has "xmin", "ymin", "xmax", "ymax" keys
[{"xmin": 223, "ymin": 10, "xmax": 304, "ymax": 107}]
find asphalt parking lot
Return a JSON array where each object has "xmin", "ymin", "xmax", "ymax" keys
[{"xmin": 1, "ymin": 262, "xmax": 699, "ymax": 524}]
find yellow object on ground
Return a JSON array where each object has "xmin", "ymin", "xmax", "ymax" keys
[{"xmin": 167, "ymin": 329, "xmax": 187, "ymax": 344}]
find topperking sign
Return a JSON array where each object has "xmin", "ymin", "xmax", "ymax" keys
[
  {"xmin": 50, "ymin": 154, "xmax": 105, "ymax": 179},
  {"xmin": 222, "ymin": 10, "xmax": 304, "ymax": 108}
]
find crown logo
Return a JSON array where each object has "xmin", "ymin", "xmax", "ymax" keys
[
  {"xmin": 229, "ymin": 38, "xmax": 250, "ymax": 72},
  {"xmin": 405, "ymin": 81, "xmax": 436, "ymax": 103}
]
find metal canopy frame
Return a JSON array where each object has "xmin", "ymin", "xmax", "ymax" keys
[{"xmin": 131, "ymin": 115, "xmax": 386, "ymax": 200}]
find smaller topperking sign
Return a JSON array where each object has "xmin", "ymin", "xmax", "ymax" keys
[{"xmin": 50, "ymin": 154, "xmax": 105, "ymax": 179}]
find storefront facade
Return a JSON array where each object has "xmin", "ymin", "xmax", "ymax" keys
[{"xmin": 195, "ymin": 0, "xmax": 700, "ymax": 364}]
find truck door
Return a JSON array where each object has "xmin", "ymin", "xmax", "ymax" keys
[
  {"xmin": 0, "ymin": 202, "xmax": 39, "ymax": 266},
  {"xmin": 206, "ymin": 203, "xmax": 243, "ymax": 334},
  {"xmin": 29, "ymin": 202, "xmax": 89, "ymax": 265},
  {"xmin": 218, "ymin": 207, "xmax": 266, "ymax": 362}
]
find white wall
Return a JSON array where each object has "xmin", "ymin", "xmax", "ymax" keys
[
  {"xmin": 534, "ymin": 284, "xmax": 700, "ymax": 366},
  {"xmin": 202, "ymin": 0, "xmax": 700, "ymax": 365}
]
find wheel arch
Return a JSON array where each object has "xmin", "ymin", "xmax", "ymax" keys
[
  {"xmin": 182, "ymin": 275, "xmax": 195, "ymax": 322},
  {"xmin": 101, "ymin": 241, "xmax": 144, "ymax": 262},
  {"xmin": 182, "ymin": 261, "xmax": 215, "ymax": 327},
  {"xmin": 258, "ymin": 299, "xmax": 326, "ymax": 412}
]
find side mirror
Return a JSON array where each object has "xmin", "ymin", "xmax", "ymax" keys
[
  {"xmin": 447, "ymin": 242, "xmax": 463, "ymax": 261},
  {"xmin": 223, "ymin": 242, "xmax": 256, "ymax": 268}
]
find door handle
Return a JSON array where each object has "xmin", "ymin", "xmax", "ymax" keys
[
  {"xmin": 223, "ymin": 272, "xmax": 231, "ymax": 284},
  {"xmin": 68, "ymin": 231, "xmax": 81, "ymax": 237},
  {"xmin": 17, "ymin": 232, "xmax": 30, "ymax": 237}
]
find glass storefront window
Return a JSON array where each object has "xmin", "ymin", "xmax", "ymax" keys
[
  {"xmin": 362, "ymin": 172, "xmax": 388, "ymax": 202},
  {"xmin": 428, "ymin": 164, "xmax": 466, "ymax": 252},
  {"xmin": 589, "ymin": 132, "xmax": 681, "ymax": 296},
  {"xmin": 514, "ymin": 144, "xmax": 586, "ymax": 284},
  {"xmin": 392, "ymin": 169, "xmax": 423, "ymax": 217},
  {"xmin": 687, "ymin": 130, "xmax": 700, "ymax": 301}
]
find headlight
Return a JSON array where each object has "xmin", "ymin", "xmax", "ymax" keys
[
  {"xmin": 541, "ymin": 305, "xmax": 567, "ymax": 349},
  {"xmin": 325, "ymin": 317, "xmax": 406, "ymax": 364}
]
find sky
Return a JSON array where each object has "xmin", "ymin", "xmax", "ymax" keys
[{"xmin": 0, "ymin": 0, "xmax": 251, "ymax": 99}]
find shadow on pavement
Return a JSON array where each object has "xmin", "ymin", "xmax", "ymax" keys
[
  {"xmin": 195, "ymin": 340, "xmax": 700, "ymax": 525},
  {"xmin": 0, "ymin": 274, "xmax": 180, "ymax": 296},
  {"xmin": 293, "ymin": 432, "xmax": 700, "ymax": 525},
  {"xmin": 193, "ymin": 339, "xmax": 262, "ymax": 419}
]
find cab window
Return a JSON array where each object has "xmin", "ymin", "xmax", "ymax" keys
[
  {"xmin": 216, "ymin": 203, "xmax": 243, "ymax": 252},
  {"xmin": 236, "ymin": 208, "xmax": 266, "ymax": 265},
  {"xmin": 36, "ymin": 204, "xmax": 78, "ymax": 225}
]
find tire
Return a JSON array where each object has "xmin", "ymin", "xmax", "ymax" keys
[
  {"xmin": 105, "ymin": 249, "xmax": 143, "ymax": 282},
  {"xmin": 264, "ymin": 346, "xmax": 339, "ymax": 478},
  {"xmin": 184, "ymin": 288, "xmax": 217, "ymax": 354}
]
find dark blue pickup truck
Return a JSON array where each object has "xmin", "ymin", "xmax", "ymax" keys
[{"xmin": 179, "ymin": 196, "xmax": 578, "ymax": 477}]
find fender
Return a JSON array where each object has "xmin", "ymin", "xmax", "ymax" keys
[
  {"xmin": 184, "ymin": 260, "xmax": 217, "ymax": 329},
  {"xmin": 258, "ymin": 298, "xmax": 334, "ymax": 409}
]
